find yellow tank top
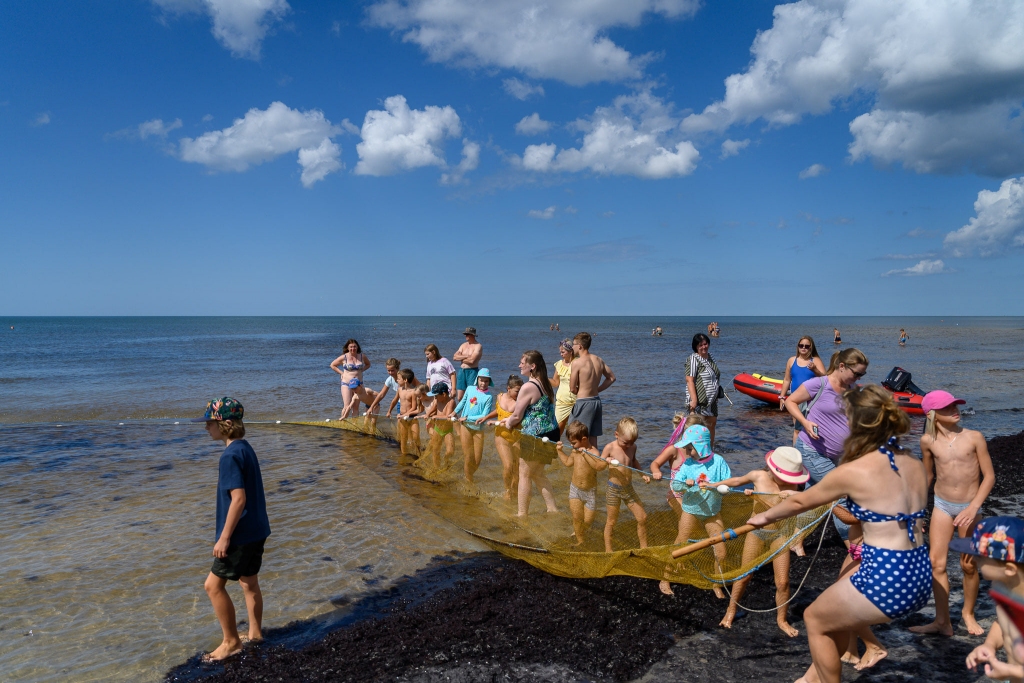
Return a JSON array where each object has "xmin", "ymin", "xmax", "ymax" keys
[{"xmin": 554, "ymin": 360, "xmax": 576, "ymax": 406}]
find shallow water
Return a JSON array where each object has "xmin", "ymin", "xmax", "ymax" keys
[{"xmin": 1, "ymin": 316, "xmax": 1022, "ymax": 681}]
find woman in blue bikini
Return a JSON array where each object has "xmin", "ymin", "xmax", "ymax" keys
[
  {"xmin": 749, "ymin": 385, "xmax": 930, "ymax": 683},
  {"xmin": 330, "ymin": 339, "xmax": 373, "ymax": 419}
]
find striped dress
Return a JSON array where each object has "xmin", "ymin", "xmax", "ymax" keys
[{"xmin": 685, "ymin": 352, "xmax": 721, "ymax": 417}]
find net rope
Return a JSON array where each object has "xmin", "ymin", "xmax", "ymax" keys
[{"xmin": 288, "ymin": 416, "xmax": 832, "ymax": 590}]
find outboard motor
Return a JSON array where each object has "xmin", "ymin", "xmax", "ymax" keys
[{"xmin": 881, "ymin": 367, "xmax": 913, "ymax": 393}]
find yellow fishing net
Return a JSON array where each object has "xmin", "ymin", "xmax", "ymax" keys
[{"xmin": 290, "ymin": 416, "xmax": 832, "ymax": 590}]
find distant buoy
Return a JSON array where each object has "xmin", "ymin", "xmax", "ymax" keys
[
  {"xmin": 276, "ymin": 420, "xmax": 281, "ymax": 424},
  {"xmin": 174, "ymin": 421, "xmax": 179, "ymax": 425}
]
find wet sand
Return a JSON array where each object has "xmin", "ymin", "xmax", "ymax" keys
[{"xmin": 168, "ymin": 430, "xmax": 1024, "ymax": 683}]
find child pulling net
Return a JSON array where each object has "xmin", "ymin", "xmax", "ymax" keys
[{"xmin": 289, "ymin": 416, "xmax": 832, "ymax": 591}]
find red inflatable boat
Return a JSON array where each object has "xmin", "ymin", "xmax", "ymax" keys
[{"xmin": 732, "ymin": 369, "xmax": 927, "ymax": 415}]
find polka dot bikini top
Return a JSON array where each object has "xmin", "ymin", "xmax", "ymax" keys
[{"xmin": 846, "ymin": 437, "xmax": 927, "ymax": 543}]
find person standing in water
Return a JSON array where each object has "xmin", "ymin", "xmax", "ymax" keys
[
  {"xmin": 685, "ymin": 333, "xmax": 722, "ymax": 446},
  {"xmin": 452, "ymin": 327, "xmax": 483, "ymax": 402},
  {"xmin": 899, "ymin": 329, "xmax": 909, "ymax": 346},
  {"xmin": 503, "ymin": 350, "xmax": 561, "ymax": 516},
  {"xmin": 549, "ymin": 338, "xmax": 577, "ymax": 434},
  {"xmin": 569, "ymin": 332, "xmax": 615, "ymax": 449},
  {"xmin": 834, "ymin": 328, "xmax": 842, "ymax": 344},
  {"xmin": 781, "ymin": 336, "xmax": 826, "ymax": 446},
  {"xmin": 330, "ymin": 339, "xmax": 372, "ymax": 419}
]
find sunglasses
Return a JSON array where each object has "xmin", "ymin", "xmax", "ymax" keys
[
  {"xmin": 845, "ymin": 366, "xmax": 866, "ymax": 379},
  {"xmin": 797, "ymin": 344, "xmax": 811, "ymax": 349}
]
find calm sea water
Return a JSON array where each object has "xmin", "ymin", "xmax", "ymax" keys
[{"xmin": 1, "ymin": 316, "xmax": 1023, "ymax": 681}]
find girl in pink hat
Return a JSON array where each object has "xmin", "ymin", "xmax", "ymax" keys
[
  {"xmin": 706, "ymin": 446, "xmax": 809, "ymax": 637},
  {"xmin": 910, "ymin": 390, "xmax": 995, "ymax": 637}
]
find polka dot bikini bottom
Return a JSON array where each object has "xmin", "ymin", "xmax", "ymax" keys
[{"xmin": 850, "ymin": 543, "xmax": 932, "ymax": 619}]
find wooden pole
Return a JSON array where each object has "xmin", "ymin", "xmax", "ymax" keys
[{"xmin": 671, "ymin": 524, "xmax": 756, "ymax": 558}]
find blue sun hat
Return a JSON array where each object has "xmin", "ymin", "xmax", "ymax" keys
[
  {"xmin": 675, "ymin": 424, "xmax": 712, "ymax": 461},
  {"xmin": 950, "ymin": 516, "xmax": 1024, "ymax": 563},
  {"xmin": 477, "ymin": 368, "xmax": 493, "ymax": 384}
]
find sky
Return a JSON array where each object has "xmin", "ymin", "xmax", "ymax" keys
[{"xmin": 2, "ymin": 0, "xmax": 1023, "ymax": 316}]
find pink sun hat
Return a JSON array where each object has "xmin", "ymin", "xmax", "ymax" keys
[
  {"xmin": 765, "ymin": 447, "xmax": 810, "ymax": 485},
  {"xmin": 921, "ymin": 390, "xmax": 966, "ymax": 414}
]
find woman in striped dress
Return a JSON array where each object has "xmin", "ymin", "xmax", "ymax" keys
[{"xmin": 685, "ymin": 333, "xmax": 721, "ymax": 446}]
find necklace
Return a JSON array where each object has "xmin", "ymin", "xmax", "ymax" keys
[{"xmin": 944, "ymin": 432, "xmax": 960, "ymax": 449}]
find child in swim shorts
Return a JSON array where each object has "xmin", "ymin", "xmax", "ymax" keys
[
  {"xmin": 602, "ymin": 417, "xmax": 650, "ymax": 553},
  {"xmin": 556, "ymin": 421, "xmax": 608, "ymax": 546},
  {"xmin": 193, "ymin": 397, "xmax": 270, "ymax": 663}
]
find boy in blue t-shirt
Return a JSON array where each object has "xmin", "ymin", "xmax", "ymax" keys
[
  {"xmin": 193, "ymin": 397, "xmax": 271, "ymax": 663},
  {"xmin": 669, "ymin": 425, "xmax": 732, "ymax": 598}
]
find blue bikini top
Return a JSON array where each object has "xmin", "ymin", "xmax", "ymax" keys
[{"xmin": 846, "ymin": 436, "xmax": 927, "ymax": 543}]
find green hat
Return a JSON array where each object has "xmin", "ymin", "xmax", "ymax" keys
[{"xmin": 193, "ymin": 397, "xmax": 244, "ymax": 422}]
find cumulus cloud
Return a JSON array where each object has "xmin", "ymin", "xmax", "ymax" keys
[
  {"xmin": 520, "ymin": 91, "xmax": 699, "ymax": 179},
  {"xmin": 109, "ymin": 118, "xmax": 183, "ymax": 140},
  {"xmin": 799, "ymin": 163, "xmax": 828, "ymax": 179},
  {"xmin": 154, "ymin": 0, "xmax": 290, "ymax": 59},
  {"xmin": 720, "ymin": 138, "xmax": 749, "ymax": 158},
  {"xmin": 882, "ymin": 259, "xmax": 954, "ymax": 277},
  {"xmin": 368, "ymin": 0, "xmax": 700, "ymax": 85},
  {"xmin": 681, "ymin": 0, "xmax": 1024, "ymax": 176},
  {"xmin": 440, "ymin": 139, "xmax": 481, "ymax": 185},
  {"xmin": 515, "ymin": 113, "xmax": 552, "ymax": 136},
  {"xmin": 528, "ymin": 206, "xmax": 557, "ymax": 219},
  {"xmin": 354, "ymin": 95, "xmax": 463, "ymax": 177},
  {"xmin": 31, "ymin": 112, "xmax": 50, "ymax": 126},
  {"xmin": 297, "ymin": 139, "xmax": 343, "ymax": 188},
  {"xmin": 944, "ymin": 177, "xmax": 1024, "ymax": 256},
  {"xmin": 504, "ymin": 78, "xmax": 544, "ymax": 100},
  {"xmin": 178, "ymin": 101, "xmax": 341, "ymax": 186}
]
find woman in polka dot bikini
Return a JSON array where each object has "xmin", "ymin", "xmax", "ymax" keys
[{"xmin": 748, "ymin": 385, "xmax": 930, "ymax": 683}]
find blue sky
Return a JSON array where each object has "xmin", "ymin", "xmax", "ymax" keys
[{"xmin": 2, "ymin": 0, "xmax": 1023, "ymax": 316}]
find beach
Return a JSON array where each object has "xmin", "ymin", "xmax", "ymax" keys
[
  {"xmin": 166, "ymin": 431, "xmax": 1024, "ymax": 683},
  {"xmin": 2, "ymin": 316, "xmax": 1023, "ymax": 682}
]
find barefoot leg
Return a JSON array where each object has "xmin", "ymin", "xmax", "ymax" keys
[
  {"xmin": 204, "ymin": 572, "xmax": 243, "ymax": 661},
  {"xmin": 569, "ymin": 498, "xmax": 586, "ymax": 545},
  {"xmin": 960, "ymin": 512, "xmax": 985, "ymax": 635},
  {"xmin": 909, "ymin": 508, "xmax": 955, "ymax": 636},
  {"xmin": 238, "ymin": 574, "xmax": 263, "ymax": 642},
  {"xmin": 604, "ymin": 502, "xmax": 620, "ymax": 553},
  {"xmin": 722, "ymin": 533, "xmax": 762, "ymax": 629},
  {"xmin": 771, "ymin": 537, "xmax": 799, "ymax": 637}
]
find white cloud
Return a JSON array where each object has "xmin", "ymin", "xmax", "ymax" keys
[
  {"xmin": 368, "ymin": 0, "xmax": 700, "ymax": 86},
  {"xmin": 297, "ymin": 139, "xmax": 343, "ymax": 188},
  {"xmin": 354, "ymin": 95, "xmax": 462, "ymax": 176},
  {"xmin": 503, "ymin": 78, "xmax": 544, "ymax": 100},
  {"xmin": 799, "ymin": 163, "xmax": 828, "ymax": 179},
  {"xmin": 882, "ymin": 259, "xmax": 954, "ymax": 277},
  {"xmin": 154, "ymin": 0, "xmax": 290, "ymax": 59},
  {"xmin": 681, "ymin": 0, "xmax": 1024, "ymax": 176},
  {"xmin": 944, "ymin": 177, "xmax": 1024, "ymax": 257},
  {"xmin": 520, "ymin": 91, "xmax": 699, "ymax": 179},
  {"xmin": 720, "ymin": 138, "xmax": 749, "ymax": 158},
  {"xmin": 875, "ymin": 252, "xmax": 938, "ymax": 260},
  {"xmin": 440, "ymin": 139, "xmax": 481, "ymax": 185},
  {"xmin": 107, "ymin": 118, "xmax": 183, "ymax": 140},
  {"xmin": 528, "ymin": 206, "xmax": 557, "ymax": 219},
  {"xmin": 178, "ymin": 101, "xmax": 341, "ymax": 186},
  {"xmin": 202, "ymin": 113, "xmax": 214, "ymax": 122},
  {"xmin": 515, "ymin": 113, "xmax": 552, "ymax": 136},
  {"xmin": 31, "ymin": 112, "xmax": 50, "ymax": 126},
  {"xmin": 564, "ymin": 205, "xmax": 578, "ymax": 214}
]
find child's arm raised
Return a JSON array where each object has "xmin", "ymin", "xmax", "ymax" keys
[
  {"xmin": 958, "ymin": 430, "xmax": 996, "ymax": 529},
  {"xmin": 555, "ymin": 442, "xmax": 574, "ymax": 467}
]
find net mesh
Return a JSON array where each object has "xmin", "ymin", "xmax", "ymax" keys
[{"xmin": 289, "ymin": 416, "xmax": 832, "ymax": 590}]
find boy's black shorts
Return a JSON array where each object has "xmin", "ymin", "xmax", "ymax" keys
[{"xmin": 211, "ymin": 539, "xmax": 266, "ymax": 581}]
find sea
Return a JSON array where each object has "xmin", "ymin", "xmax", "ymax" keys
[{"xmin": 2, "ymin": 316, "xmax": 1023, "ymax": 682}]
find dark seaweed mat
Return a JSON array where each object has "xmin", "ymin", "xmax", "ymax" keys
[{"xmin": 170, "ymin": 431, "xmax": 1024, "ymax": 683}]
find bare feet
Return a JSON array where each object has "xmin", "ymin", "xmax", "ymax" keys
[
  {"xmin": 840, "ymin": 652, "xmax": 860, "ymax": 665},
  {"xmin": 791, "ymin": 542, "xmax": 806, "ymax": 557},
  {"xmin": 720, "ymin": 613, "xmax": 735, "ymax": 629},
  {"xmin": 854, "ymin": 645, "xmax": 888, "ymax": 671},
  {"xmin": 202, "ymin": 640, "xmax": 242, "ymax": 663},
  {"xmin": 712, "ymin": 585, "xmax": 726, "ymax": 599},
  {"xmin": 777, "ymin": 620, "xmax": 799, "ymax": 637},
  {"xmin": 909, "ymin": 620, "xmax": 954, "ymax": 637},
  {"xmin": 659, "ymin": 580, "xmax": 675, "ymax": 596},
  {"xmin": 963, "ymin": 613, "xmax": 985, "ymax": 636}
]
